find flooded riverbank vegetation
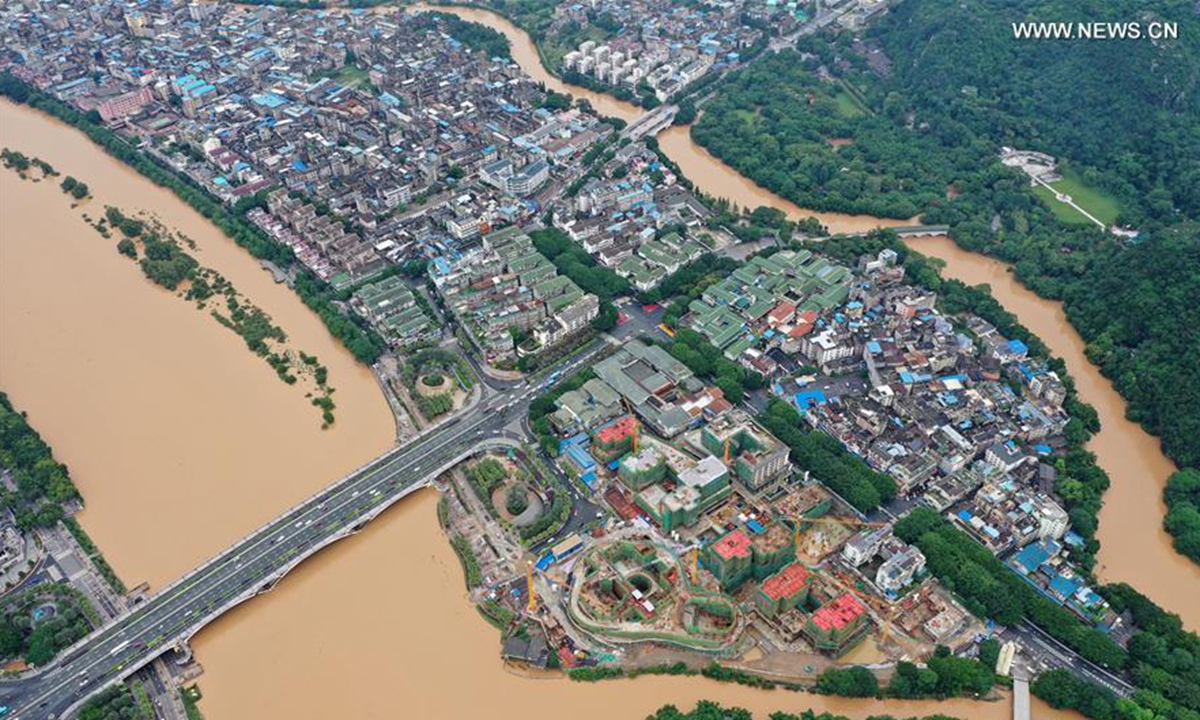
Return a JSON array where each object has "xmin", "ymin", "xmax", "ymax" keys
[
  {"xmin": 2, "ymin": 149, "xmax": 340, "ymax": 427},
  {"xmin": 1164, "ymin": 470, "xmax": 1200, "ymax": 565},
  {"xmin": 103, "ymin": 206, "xmax": 341, "ymax": 427},
  {"xmin": 0, "ymin": 392, "xmax": 80, "ymax": 530},
  {"xmin": 647, "ymin": 702, "xmax": 966, "ymax": 720},
  {"xmin": 0, "ymin": 73, "xmax": 389, "ymax": 368},
  {"xmin": 1, "ymin": 147, "xmax": 58, "ymax": 180}
]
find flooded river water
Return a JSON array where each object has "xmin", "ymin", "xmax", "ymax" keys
[
  {"xmin": 0, "ymin": 6, "xmax": 1190, "ymax": 720},
  {"xmin": 0, "ymin": 99, "xmax": 396, "ymax": 590}
]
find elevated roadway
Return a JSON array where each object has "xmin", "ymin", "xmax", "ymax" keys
[
  {"xmin": 622, "ymin": 104, "xmax": 677, "ymax": 140},
  {"xmin": 0, "ymin": 339, "xmax": 614, "ymax": 720}
]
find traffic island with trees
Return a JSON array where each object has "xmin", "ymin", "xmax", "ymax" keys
[
  {"xmin": 0, "ymin": 582, "xmax": 98, "ymax": 668},
  {"xmin": 397, "ymin": 347, "xmax": 474, "ymax": 423},
  {"xmin": 76, "ymin": 682, "xmax": 156, "ymax": 720}
]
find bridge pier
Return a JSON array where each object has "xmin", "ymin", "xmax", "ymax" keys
[{"xmin": 1012, "ymin": 663, "xmax": 1031, "ymax": 720}]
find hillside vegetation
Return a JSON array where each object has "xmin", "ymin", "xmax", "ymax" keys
[
  {"xmin": 692, "ymin": 0, "xmax": 1200, "ymax": 493},
  {"xmin": 873, "ymin": 0, "xmax": 1200, "ymax": 224}
]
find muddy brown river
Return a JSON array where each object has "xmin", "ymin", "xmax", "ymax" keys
[{"xmin": 0, "ymin": 99, "xmax": 396, "ymax": 590}]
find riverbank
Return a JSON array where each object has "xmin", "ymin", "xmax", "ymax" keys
[
  {"xmin": 0, "ymin": 98, "xmax": 395, "ymax": 591},
  {"xmin": 903, "ymin": 236, "xmax": 1200, "ymax": 629}
]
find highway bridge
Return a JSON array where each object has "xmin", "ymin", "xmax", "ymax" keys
[
  {"xmin": 0, "ymin": 338, "xmax": 612, "ymax": 720},
  {"xmin": 818, "ymin": 224, "xmax": 951, "ymax": 240},
  {"xmin": 622, "ymin": 104, "xmax": 677, "ymax": 140}
]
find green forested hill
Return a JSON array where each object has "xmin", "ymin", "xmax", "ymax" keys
[
  {"xmin": 690, "ymin": 56, "xmax": 988, "ymax": 219},
  {"xmin": 1061, "ymin": 225, "xmax": 1200, "ymax": 469},
  {"xmin": 873, "ymin": 0, "xmax": 1200, "ymax": 223},
  {"xmin": 690, "ymin": 1, "xmax": 1200, "ymax": 515}
]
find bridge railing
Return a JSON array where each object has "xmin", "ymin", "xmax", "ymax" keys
[
  {"xmin": 127, "ymin": 439, "xmax": 520, "ymax": 680},
  {"xmin": 35, "ymin": 405, "xmax": 488, "ymax": 678},
  {"xmin": 44, "ymin": 437, "xmax": 521, "ymax": 719},
  {"xmin": 142, "ymin": 397, "xmax": 491, "ymax": 604}
]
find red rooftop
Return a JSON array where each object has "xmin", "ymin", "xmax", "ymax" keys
[
  {"xmin": 760, "ymin": 563, "xmax": 811, "ymax": 601},
  {"xmin": 711, "ymin": 530, "xmax": 752, "ymax": 560},
  {"xmin": 810, "ymin": 593, "xmax": 866, "ymax": 631}
]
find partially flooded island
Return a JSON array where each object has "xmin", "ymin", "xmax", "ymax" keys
[{"xmin": 1, "ymin": 2, "xmax": 1198, "ymax": 720}]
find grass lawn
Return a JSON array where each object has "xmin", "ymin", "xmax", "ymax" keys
[
  {"xmin": 833, "ymin": 90, "xmax": 867, "ymax": 118},
  {"xmin": 311, "ymin": 65, "xmax": 374, "ymax": 91},
  {"xmin": 1032, "ymin": 168, "xmax": 1122, "ymax": 226},
  {"xmin": 733, "ymin": 108, "xmax": 758, "ymax": 125},
  {"xmin": 335, "ymin": 65, "xmax": 371, "ymax": 88}
]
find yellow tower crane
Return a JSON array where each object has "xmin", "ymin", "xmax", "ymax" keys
[
  {"xmin": 526, "ymin": 560, "xmax": 537, "ymax": 613},
  {"xmin": 797, "ymin": 516, "xmax": 888, "ymax": 529}
]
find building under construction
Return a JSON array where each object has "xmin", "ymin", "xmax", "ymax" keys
[
  {"xmin": 756, "ymin": 562, "xmax": 813, "ymax": 618},
  {"xmin": 803, "ymin": 592, "xmax": 871, "ymax": 656},
  {"xmin": 702, "ymin": 521, "xmax": 796, "ymax": 592},
  {"xmin": 699, "ymin": 410, "xmax": 791, "ymax": 492},
  {"xmin": 636, "ymin": 455, "xmax": 730, "ymax": 533}
]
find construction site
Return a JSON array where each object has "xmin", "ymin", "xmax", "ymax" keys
[
  {"xmin": 567, "ymin": 535, "xmax": 742, "ymax": 652},
  {"xmin": 429, "ymin": 395, "xmax": 984, "ymax": 681}
]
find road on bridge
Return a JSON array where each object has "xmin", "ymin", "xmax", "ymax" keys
[{"xmin": 0, "ymin": 338, "xmax": 613, "ymax": 720}]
